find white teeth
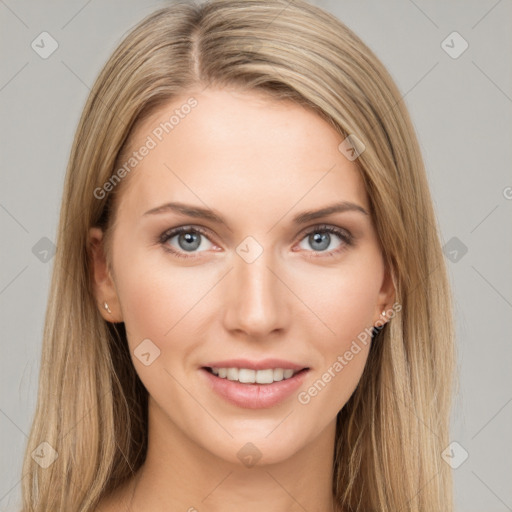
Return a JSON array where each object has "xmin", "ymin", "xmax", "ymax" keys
[
  {"xmin": 273, "ymin": 368, "xmax": 284, "ymax": 381},
  {"xmin": 238, "ymin": 369, "xmax": 255, "ymax": 383},
  {"xmin": 209, "ymin": 367, "xmax": 301, "ymax": 384},
  {"xmin": 283, "ymin": 369, "xmax": 294, "ymax": 379},
  {"xmin": 255, "ymin": 369, "xmax": 274, "ymax": 384},
  {"xmin": 226, "ymin": 368, "xmax": 238, "ymax": 381}
]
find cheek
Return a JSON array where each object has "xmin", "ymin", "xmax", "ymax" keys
[
  {"xmin": 113, "ymin": 254, "xmax": 217, "ymax": 420},
  {"xmin": 299, "ymin": 258, "xmax": 382, "ymax": 349},
  {"xmin": 113, "ymin": 246, "xmax": 219, "ymax": 363},
  {"xmin": 293, "ymin": 259, "xmax": 381, "ymax": 410}
]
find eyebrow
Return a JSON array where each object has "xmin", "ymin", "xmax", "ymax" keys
[{"xmin": 143, "ymin": 200, "xmax": 369, "ymax": 225}]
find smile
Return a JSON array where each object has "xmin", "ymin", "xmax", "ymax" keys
[
  {"xmin": 200, "ymin": 367, "xmax": 310, "ymax": 409},
  {"xmin": 206, "ymin": 367, "xmax": 302, "ymax": 384}
]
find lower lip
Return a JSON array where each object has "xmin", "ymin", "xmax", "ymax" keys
[{"xmin": 200, "ymin": 368, "xmax": 309, "ymax": 409}]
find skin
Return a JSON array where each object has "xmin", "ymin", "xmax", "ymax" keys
[{"xmin": 90, "ymin": 87, "xmax": 395, "ymax": 512}]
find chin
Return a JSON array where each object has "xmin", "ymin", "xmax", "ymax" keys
[{"xmin": 199, "ymin": 424, "xmax": 313, "ymax": 468}]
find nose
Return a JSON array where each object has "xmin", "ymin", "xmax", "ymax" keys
[{"xmin": 222, "ymin": 247, "xmax": 290, "ymax": 339}]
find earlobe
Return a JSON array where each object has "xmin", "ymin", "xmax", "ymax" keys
[
  {"xmin": 88, "ymin": 227, "xmax": 122, "ymax": 323},
  {"xmin": 373, "ymin": 309, "xmax": 389, "ymax": 330}
]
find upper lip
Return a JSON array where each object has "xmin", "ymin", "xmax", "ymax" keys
[{"xmin": 202, "ymin": 358, "xmax": 309, "ymax": 371}]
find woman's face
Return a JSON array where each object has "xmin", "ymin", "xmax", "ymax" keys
[{"xmin": 90, "ymin": 87, "xmax": 394, "ymax": 466}]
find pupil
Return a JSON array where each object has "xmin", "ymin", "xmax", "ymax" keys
[
  {"xmin": 179, "ymin": 232, "xmax": 200, "ymax": 251},
  {"xmin": 311, "ymin": 232, "xmax": 329, "ymax": 251}
]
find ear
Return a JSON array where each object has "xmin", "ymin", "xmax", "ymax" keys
[
  {"xmin": 88, "ymin": 227, "xmax": 123, "ymax": 323},
  {"xmin": 373, "ymin": 263, "xmax": 397, "ymax": 328}
]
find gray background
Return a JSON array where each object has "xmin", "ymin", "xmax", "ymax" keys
[{"xmin": 1, "ymin": 0, "xmax": 511, "ymax": 510}]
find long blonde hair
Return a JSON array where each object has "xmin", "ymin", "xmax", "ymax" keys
[{"xmin": 20, "ymin": 1, "xmax": 457, "ymax": 510}]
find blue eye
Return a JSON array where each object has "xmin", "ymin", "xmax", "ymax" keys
[
  {"xmin": 159, "ymin": 226, "xmax": 214, "ymax": 258},
  {"xmin": 298, "ymin": 225, "xmax": 353, "ymax": 257},
  {"xmin": 159, "ymin": 224, "xmax": 353, "ymax": 259}
]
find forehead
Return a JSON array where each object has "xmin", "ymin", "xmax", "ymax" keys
[{"xmin": 114, "ymin": 88, "xmax": 369, "ymax": 221}]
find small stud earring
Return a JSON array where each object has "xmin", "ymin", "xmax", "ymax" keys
[
  {"xmin": 382, "ymin": 310, "xmax": 386, "ymax": 317},
  {"xmin": 103, "ymin": 301, "xmax": 112, "ymax": 314}
]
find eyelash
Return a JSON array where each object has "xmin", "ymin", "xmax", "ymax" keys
[{"xmin": 158, "ymin": 224, "xmax": 354, "ymax": 260}]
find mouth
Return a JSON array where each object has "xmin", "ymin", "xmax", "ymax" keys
[
  {"xmin": 202, "ymin": 366, "xmax": 309, "ymax": 385},
  {"xmin": 200, "ymin": 364, "xmax": 311, "ymax": 409}
]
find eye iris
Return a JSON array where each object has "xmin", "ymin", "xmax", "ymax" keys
[
  {"xmin": 178, "ymin": 231, "xmax": 201, "ymax": 251},
  {"xmin": 310, "ymin": 232, "xmax": 330, "ymax": 251}
]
